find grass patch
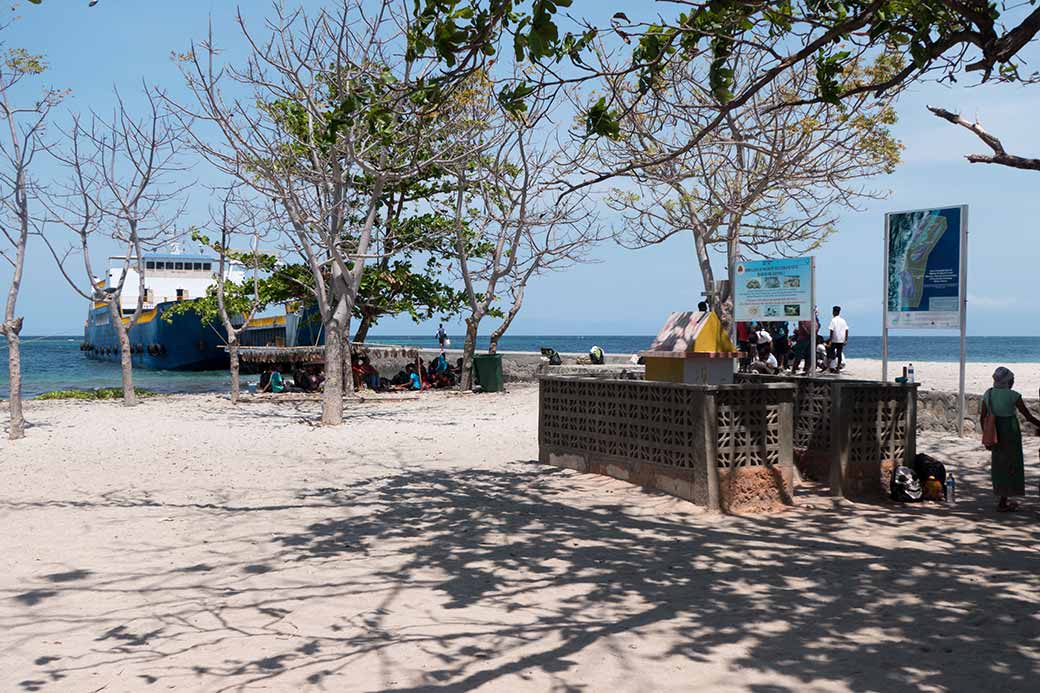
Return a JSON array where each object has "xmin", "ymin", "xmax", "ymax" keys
[{"xmin": 36, "ymin": 387, "xmax": 159, "ymax": 401}]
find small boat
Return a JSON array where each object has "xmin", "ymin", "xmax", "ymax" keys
[{"xmin": 81, "ymin": 251, "xmax": 244, "ymax": 371}]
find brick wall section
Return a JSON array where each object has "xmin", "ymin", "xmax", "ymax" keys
[{"xmin": 538, "ymin": 376, "xmax": 795, "ymax": 512}]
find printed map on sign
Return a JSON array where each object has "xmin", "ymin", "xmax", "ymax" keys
[{"xmin": 886, "ymin": 207, "xmax": 963, "ymax": 329}]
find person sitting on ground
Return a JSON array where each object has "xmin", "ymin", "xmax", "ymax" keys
[
  {"xmin": 353, "ymin": 356, "xmax": 379, "ymax": 391},
  {"xmin": 755, "ymin": 323, "xmax": 772, "ymax": 349},
  {"xmin": 393, "ymin": 364, "xmax": 423, "ymax": 391},
  {"xmin": 748, "ymin": 343, "xmax": 778, "ymax": 375},
  {"xmin": 430, "ymin": 352, "xmax": 449, "ymax": 376},
  {"xmin": 980, "ymin": 367, "xmax": 1040, "ymax": 513},
  {"xmin": 293, "ymin": 366, "xmax": 317, "ymax": 392},
  {"xmin": 259, "ymin": 367, "xmax": 286, "ymax": 393},
  {"xmin": 589, "ymin": 345, "xmax": 605, "ymax": 365}
]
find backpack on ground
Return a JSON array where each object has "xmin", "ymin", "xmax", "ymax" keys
[{"xmin": 913, "ymin": 453, "xmax": 947, "ymax": 501}]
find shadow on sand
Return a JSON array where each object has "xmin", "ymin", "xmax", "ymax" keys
[{"xmin": 4, "ymin": 457, "xmax": 1039, "ymax": 692}]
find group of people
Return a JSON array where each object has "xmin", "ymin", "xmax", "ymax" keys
[
  {"xmin": 351, "ymin": 351, "xmax": 463, "ymax": 393},
  {"xmin": 258, "ymin": 364, "xmax": 325, "ymax": 393},
  {"xmin": 255, "ymin": 351, "xmax": 463, "ymax": 395},
  {"xmin": 736, "ymin": 306, "xmax": 849, "ymax": 375}
]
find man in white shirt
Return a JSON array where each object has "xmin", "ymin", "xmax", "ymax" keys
[
  {"xmin": 827, "ymin": 306, "xmax": 849, "ymax": 373},
  {"xmin": 749, "ymin": 340, "xmax": 779, "ymax": 374}
]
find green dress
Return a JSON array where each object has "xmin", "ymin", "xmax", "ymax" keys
[{"xmin": 984, "ymin": 387, "xmax": 1025, "ymax": 497}]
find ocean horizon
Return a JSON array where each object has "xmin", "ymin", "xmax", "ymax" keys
[{"xmin": 4, "ymin": 334, "xmax": 1040, "ymax": 398}]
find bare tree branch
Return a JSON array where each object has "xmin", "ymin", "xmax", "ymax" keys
[{"xmin": 928, "ymin": 105, "xmax": 1040, "ymax": 171}]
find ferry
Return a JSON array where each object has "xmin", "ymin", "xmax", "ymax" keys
[{"xmin": 82, "ymin": 252, "xmax": 244, "ymax": 370}]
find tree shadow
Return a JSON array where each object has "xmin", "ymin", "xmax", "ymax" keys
[{"xmin": 3, "ymin": 451, "xmax": 1038, "ymax": 691}]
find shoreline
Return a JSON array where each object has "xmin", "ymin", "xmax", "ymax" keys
[{"xmin": 3, "ymin": 353, "xmax": 1039, "ymax": 401}]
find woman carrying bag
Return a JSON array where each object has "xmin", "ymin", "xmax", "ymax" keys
[{"xmin": 980, "ymin": 367, "xmax": 1040, "ymax": 512}]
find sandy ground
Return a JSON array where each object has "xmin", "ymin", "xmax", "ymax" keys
[
  {"xmin": 1, "ymin": 386, "xmax": 1039, "ymax": 692},
  {"xmin": 842, "ymin": 359, "xmax": 1040, "ymax": 395}
]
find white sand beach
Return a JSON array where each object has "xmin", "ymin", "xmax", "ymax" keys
[
  {"xmin": 844, "ymin": 359, "xmax": 1040, "ymax": 395},
  {"xmin": 1, "ymin": 386, "xmax": 1039, "ymax": 692}
]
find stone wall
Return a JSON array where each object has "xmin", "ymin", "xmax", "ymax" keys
[
  {"xmin": 917, "ymin": 389, "xmax": 1040, "ymax": 434},
  {"xmin": 368, "ymin": 349, "xmax": 641, "ymax": 384}
]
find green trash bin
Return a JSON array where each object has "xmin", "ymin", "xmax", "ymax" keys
[{"xmin": 472, "ymin": 354, "xmax": 504, "ymax": 392}]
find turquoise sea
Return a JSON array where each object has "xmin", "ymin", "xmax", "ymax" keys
[{"xmin": 3, "ymin": 335, "xmax": 1040, "ymax": 398}]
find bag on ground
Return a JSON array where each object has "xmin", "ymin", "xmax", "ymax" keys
[{"xmin": 891, "ymin": 466, "xmax": 923, "ymax": 503}]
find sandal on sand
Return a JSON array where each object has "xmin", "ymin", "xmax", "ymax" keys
[{"xmin": 997, "ymin": 502, "xmax": 1021, "ymax": 512}]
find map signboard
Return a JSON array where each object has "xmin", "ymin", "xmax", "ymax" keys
[
  {"xmin": 733, "ymin": 258, "xmax": 813, "ymax": 322},
  {"xmin": 884, "ymin": 206, "xmax": 966, "ymax": 329}
]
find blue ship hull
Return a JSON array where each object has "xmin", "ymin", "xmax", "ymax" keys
[{"xmin": 82, "ymin": 301, "xmax": 229, "ymax": 371}]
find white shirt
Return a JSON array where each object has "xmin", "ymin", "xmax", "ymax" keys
[
  {"xmin": 755, "ymin": 351, "xmax": 778, "ymax": 368},
  {"xmin": 828, "ymin": 316, "xmax": 849, "ymax": 343}
]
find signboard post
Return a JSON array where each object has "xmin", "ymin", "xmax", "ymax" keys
[
  {"xmin": 883, "ymin": 205, "xmax": 968, "ymax": 435},
  {"xmin": 733, "ymin": 257, "xmax": 815, "ymax": 372}
]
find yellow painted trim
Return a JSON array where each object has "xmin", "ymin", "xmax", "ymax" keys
[
  {"xmin": 122, "ymin": 308, "xmax": 158, "ymax": 326},
  {"xmin": 245, "ymin": 315, "xmax": 286, "ymax": 329}
]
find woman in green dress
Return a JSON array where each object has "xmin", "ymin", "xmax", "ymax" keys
[{"xmin": 980, "ymin": 367, "xmax": 1040, "ymax": 512}]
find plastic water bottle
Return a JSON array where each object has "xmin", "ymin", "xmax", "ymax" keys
[
  {"xmin": 907, "ymin": 363, "xmax": 915, "ymax": 384},
  {"xmin": 946, "ymin": 473, "xmax": 956, "ymax": 503}
]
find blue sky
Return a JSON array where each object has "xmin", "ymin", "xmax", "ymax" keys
[{"xmin": 3, "ymin": 1, "xmax": 1039, "ymax": 336}]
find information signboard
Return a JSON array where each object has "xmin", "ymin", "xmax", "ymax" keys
[
  {"xmin": 884, "ymin": 206, "xmax": 966, "ymax": 329},
  {"xmin": 733, "ymin": 258, "xmax": 813, "ymax": 322},
  {"xmin": 882, "ymin": 204, "xmax": 968, "ymax": 435}
]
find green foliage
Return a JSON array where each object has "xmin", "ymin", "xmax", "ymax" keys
[
  {"xmin": 410, "ymin": 1, "xmax": 1040, "ymax": 135},
  {"xmin": 36, "ymin": 387, "xmax": 157, "ymax": 401},
  {"xmin": 260, "ymin": 63, "xmax": 494, "ymax": 337},
  {"xmin": 585, "ymin": 97, "xmax": 620, "ymax": 139}
]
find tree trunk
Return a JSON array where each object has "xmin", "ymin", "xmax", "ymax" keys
[
  {"xmin": 489, "ymin": 285, "xmax": 527, "ymax": 355},
  {"xmin": 460, "ymin": 316, "xmax": 479, "ymax": 391},
  {"xmin": 342, "ymin": 316, "xmax": 356, "ymax": 398},
  {"xmin": 322, "ymin": 320, "xmax": 345, "ymax": 426},
  {"xmin": 353, "ymin": 310, "xmax": 374, "ymax": 344},
  {"xmin": 228, "ymin": 337, "xmax": 240, "ymax": 404},
  {"xmin": 3, "ymin": 326, "xmax": 25, "ymax": 440},
  {"xmin": 724, "ymin": 219, "xmax": 741, "ymax": 342},
  {"xmin": 111, "ymin": 304, "xmax": 137, "ymax": 406},
  {"xmin": 691, "ymin": 228, "xmax": 716, "ymax": 308}
]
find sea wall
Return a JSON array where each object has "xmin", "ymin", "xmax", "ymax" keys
[
  {"xmin": 917, "ymin": 390, "xmax": 1040, "ymax": 434},
  {"xmin": 368, "ymin": 348, "xmax": 641, "ymax": 383}
]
